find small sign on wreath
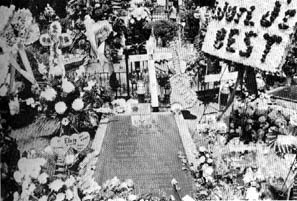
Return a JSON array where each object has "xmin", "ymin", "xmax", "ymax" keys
[{"xmin": 50, "ymin": 132, "xmax": 90, "ymax": 155}]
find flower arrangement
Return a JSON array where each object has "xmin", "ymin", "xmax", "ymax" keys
[
  {"xmin": 126, "ymin": 5, "xmax": 151, "ymax": 46},
  {"xmin": 0, "ymin": 6, "xmax": 40, "ymax": 48},
  {"xmin": 25, "ymin": 67, "xmax": 104, "ymax": 137},
  {"xmin": 228, "ymin": 93, "xmax": 297, "ymax": 152},
  {"xmin": 12, "ymin": 148, "xmax": 102, "ymax": 201}
]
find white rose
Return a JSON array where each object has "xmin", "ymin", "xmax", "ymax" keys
[
  {"xmin": 40, "ymin": 87, "xmax": 57, "ymax": 101},
  {"xmin": 13, "ymin": 171, "xmax": 23, "ymax": 183},
  {"xmin": 55, "ymin": 101, "xmax": 67, "ymax": 114},
  {"xmin": 72, "ymin": 98, "xmax": 84, "ymax": 111},
  {"xmin": 62, "ymin": 79, "xmax": 75, "ymax": 93},
  {"xmin": 38, "ymin": 173, "xmax": 48, "ymax": 184},
  {"xmin": 65, "ymin": 189, "xmax": 74, "ymax": 200},
  {"xmin": 55, "ymin": 193, "xmax": 65, "ymax": 201}
]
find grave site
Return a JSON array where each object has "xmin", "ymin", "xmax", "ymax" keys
[{"xmin": 3, "ymin": 0, "xmax": 297, "ymax": 201}]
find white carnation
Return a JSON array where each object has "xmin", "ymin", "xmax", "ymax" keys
[
  {"xmin": 55, "ymin": 101, "xmax": 67, "ymax": 114},
  {"xmin": 72, "ymin": 98, "xmax": 84, "ymax": 111},
  {"xmin": 62, "ymin": 79, "xmax": 75, "ymax": 93},
  {"xmin": 65, "ymin": 175, "xmax": 76, "ymax": 187},
  {"xmin": 40, "ymin": 87, "xmax": 57, "ymax": 101},
  {"xmin": 49, "ymin": 179, "xmax": 64, "ymax": 192}
]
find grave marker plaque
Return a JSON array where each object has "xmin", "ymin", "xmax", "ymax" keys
[{"xmin": 95, "ymin": 113, "xmax": 194, "ymax": 197}]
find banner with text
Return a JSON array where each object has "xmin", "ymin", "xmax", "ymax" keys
[{"xmin": 202, "ymin": 0, "xmax": 297, "ymax": 72}]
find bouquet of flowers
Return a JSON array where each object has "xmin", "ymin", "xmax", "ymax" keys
[
  {"xmin": 26, "ymin": 66, "xmax": 103, "ymax": 137},
  {"xmin": 12, "ymin": 147, "xmax": 102, "ymax": 201},
  {"xmin": 126, "ymin": 5, "xmax": 151, "ymax": 46},
  {"xmin": 0, "ymin": 6, "xmax": 40, "ymax": 48},
  {"xmin": 229, "ymin": 93, "xmax": 297, "ymax": 153}
]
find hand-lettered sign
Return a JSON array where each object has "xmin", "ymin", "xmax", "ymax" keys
[
  {"xmin": 50, "ymin": 132, "xmax": 90, "ymax": 155},
  {"xmin": 202, "ymin": 0, "xmax": 297, "ymax": 72}
]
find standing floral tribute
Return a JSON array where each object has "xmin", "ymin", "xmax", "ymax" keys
[
  {"xmin": 125, "ymin": 0, "xmax": 151, "ymax": 53},
  {"xmin": 12, "ymin": 147, "xmax": 102, "ymax": 201},
  {"xmin": 28, "ymin": 64, "xmax": 103, "ymax": 137}
]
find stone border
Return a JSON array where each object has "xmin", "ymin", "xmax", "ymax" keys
[
  {"xmin": 92, "ymin": 118, "xmax": 110, "ymax": 152},
  {"xmin": 174, "ymin": 113, "xmax": 199, "ymax": 169}
]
